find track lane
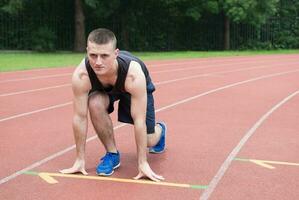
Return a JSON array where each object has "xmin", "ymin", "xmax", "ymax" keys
[
  {"xmin": 1, "ymin": 54, "xmax": 298, "ymax": 82},
  {"xmin": 1, "ymin": 60, "xmax": 298, "ymax": 119},
  {"xmin": 1, "ymin": 70, "xmax": 298, "ymax": 200},
  {"xmin": 1, "ymin": 54, "xmax": 299, "ymax": 200},
  {"xmin": 209, "ymin": 94, "xmax": 299, "ymax": 200}
]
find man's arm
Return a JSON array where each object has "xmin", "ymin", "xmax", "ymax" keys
[
  {"xmin": 60, "ymin": 59, "xmax": 90, "ymax": 175},
  {"xmin": 125, "ymin": 61, "xmax": 164, "ymax": 182}
]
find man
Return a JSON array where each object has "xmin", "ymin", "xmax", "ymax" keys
[{"xmin": 60, "ymin": 28, "xmax": 166, "ymax": 182}]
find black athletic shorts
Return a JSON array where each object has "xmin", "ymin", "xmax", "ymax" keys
[{"xmin": 108, "ymin": 92, "xmax": 156, "ymax": 134}]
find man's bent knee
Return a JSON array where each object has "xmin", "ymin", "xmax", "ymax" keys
[{"xmin": 88, "ymin": 92, "xmax": 110, "ymax": 112}]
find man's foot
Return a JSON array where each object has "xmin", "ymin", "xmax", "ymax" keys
[
  {"xmin": 96, "ymin": 151, "xmax": 120, "ymax": 176},
  {"xmin": 149, "ymin": 122, "xmax": 167, "ymax": 154}
]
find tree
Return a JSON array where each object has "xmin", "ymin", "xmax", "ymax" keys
[
  {"xmin": 219, "ymin": 0, "xmax": 279, "ymax": 50},
  {"xmin": 74, "ymin": 0, "xmax": 121, "ymax": 51},
  {"xmin": 1, "ymin": 0, "xmax": 23, "ymax": 14},
  {"xmin": 74, "ymin": 0, "xmax": 85, "ymax": 52},
  {"xmin": 273, "ymin": 0, "xmax": 299, "ymax": 48}
]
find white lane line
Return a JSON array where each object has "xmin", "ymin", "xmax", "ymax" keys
[
  {"xmin": 0, "ymin": 69, "xmax": 298, "ymax": 185},
  {"xmin": 0, "ymin": 84, "xmax": 71, "ymax": 97},
  {"xmin": 151, "ymin": 60, "xmax": 260, "ymax": 74},
  {"xmin": 0, "ymin": 66, "xmax": 75, "ymax": 74},
  {"xmin": 0, "ymin": 56, "xmax": 270, "ymax": 75},
  {"xmin": 156, "ymin": 70, "xmax": 299, "ymax": 113},
  {"xmin": 1, "ymin": 58, "xmax": 298, "ymax": 83},
  {"xmin": 1, "ymin": 60, "xmax": 298, "ymax": 97},
  {"xmin": 0, "ymin": 64, "xmax": 269, "ymax": 97},
  {"xmin": 155, "ymin": 64, "xmax": 279, "ymax": 85},
  {"xmin": 148, "ymin": 55, "xmax": 295, "ymax": 67},
  {"xmin": 0, "ymin": 63, "xmax": 295, "ymax": 122},
  {"xmin": 0, "ymin": 102, "xmax": 72, "ymax": 123},
  {"xmin": 0, "ymin": 73, "xmax": 71, "ymax": 83},
  {"xmin": 2, "ymin": 54, "xmax": 298, "ymax": 75},
  {"xmin": 0, "ymin": 123, "xmax": 126, "ymax": 185},
  {"xmin": 199, "ymin": 90, "xmax": 299, "ymax": 200},
  {"xmin": 1, "ymin": 68, "xmax": 299, "ymax": 123},
  {"xmin": 0, "ymin": 60, "xmax": 218, "ymax": 82}
]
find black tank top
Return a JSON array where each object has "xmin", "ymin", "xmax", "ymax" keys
[{"xmin": 85, "ymin": 51, "xmax": 155, "ymax": 95}]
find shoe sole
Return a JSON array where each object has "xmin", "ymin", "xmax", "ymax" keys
[
  {"xmin": 97, "ymin": 162, "xmax": 121, "ymax": 176},
  {"xmin": 149, "ymin": 149, "xmax": 165, "ymax": 154},
  {"xmin": 149, "ymin": 122, "xmax": 167, "ymax": 154}
]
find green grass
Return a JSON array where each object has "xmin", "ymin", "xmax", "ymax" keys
[
  {"xmin": 0, "ymin": 52, "xmax": 84, "ymax": 72},
  {"xmin": 0, "ymin": 49, "xmax": 298, "ymax": 72},
  {"xmin": 135, "ymin": 49, "xmax": 299, "ymax": 60}
]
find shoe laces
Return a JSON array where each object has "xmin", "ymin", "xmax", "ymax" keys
[{"xmin": 100, "ymin": 153, "xmax": 113, "ymax": 165}]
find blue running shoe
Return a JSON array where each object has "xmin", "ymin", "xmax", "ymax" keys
[
  {"xmin": 96, "ymin": 151, "xmax": 120, "ymax": 176},
  {"xmin": 149, "ymin": 122, "xmax": 167, "ymax": 154}
]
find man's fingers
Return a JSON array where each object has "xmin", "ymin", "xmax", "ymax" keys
[
  {"xmin": 59, "ymin": 167, "xmax": 88, "ymax": 175},
  {"xmin": 59, "ymin": 168, "xmax": 77, "ymax": 174},
  {"xmin": 80, "ymin": 169, "xmax": 88, "ymax": 175},
  {"xmin": 152, "ymin": 171, "xmax": 164, "ymax": 180},
  {"xmin": 134, "ymin": 171, "xmax": 163, "ymax": 182},
  {"xmin": 147, "ymin": 174, "xmax": 161, "ymax": 182},
  {"xmin": 133, "ymin": 172, "xmax": 144, "ymax": 180},
  {"xmin": 153, "ymin": 173, "xmax": 164, "ymax": 180}
]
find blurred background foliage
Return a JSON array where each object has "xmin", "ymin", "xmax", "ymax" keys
[{"xmin": 0, "ymin": 0, "xmax": 298, "ymax": 52}]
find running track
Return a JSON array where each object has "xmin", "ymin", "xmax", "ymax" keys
[{"xmin": 0, "ymin": 54, "xmax": 299, "ymax": 200}]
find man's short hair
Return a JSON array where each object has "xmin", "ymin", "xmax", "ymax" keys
[{"xmin": 87, "ymin": 28, "xmax": 117, "ymax": 49}]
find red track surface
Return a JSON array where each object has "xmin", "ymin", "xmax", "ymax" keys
[{"xmin": 1, "ymin": 54, "xmax": 299, "ymax": 200}]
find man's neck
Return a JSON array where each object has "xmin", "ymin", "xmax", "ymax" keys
[{"xmin": 97, "ymin": 59, "xmax": 118, "ymax": 86}]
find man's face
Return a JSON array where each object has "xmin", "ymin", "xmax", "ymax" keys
[{"xmin": 86, "ymin": 41, "xmax": 119, "ymax": 76}]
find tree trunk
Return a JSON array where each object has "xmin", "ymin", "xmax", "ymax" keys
[
  {"xmin": 224, "ymin": 14, "xmax": 230, "ymax": 50},
  {"xmin": 74, "ymin": 0, "xmax": 86, "ymax": 52},
  {"xmin": 120, "ymin": 13, "xmax": 130, "ymax": 50}
]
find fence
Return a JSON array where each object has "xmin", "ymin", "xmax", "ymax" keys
[{"xmin": 0, "ymin": 4, "xmax": 298, "ymax": 51}]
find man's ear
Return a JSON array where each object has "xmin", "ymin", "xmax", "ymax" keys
[{"xmin": 115, "ymin": 48, "xmax": 119, "ymax": 56}]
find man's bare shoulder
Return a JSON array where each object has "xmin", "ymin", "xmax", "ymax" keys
[
  {"xmin": 127, "ymin": 61, "xmax": 144, "ymax": 79},
  {"xmin": 125, "ymin": 61, "xmax": 146, "ymax": 93},
  {"xmin": 72, "ymin": 59, "xmax": 91, "ymax": 94}
]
